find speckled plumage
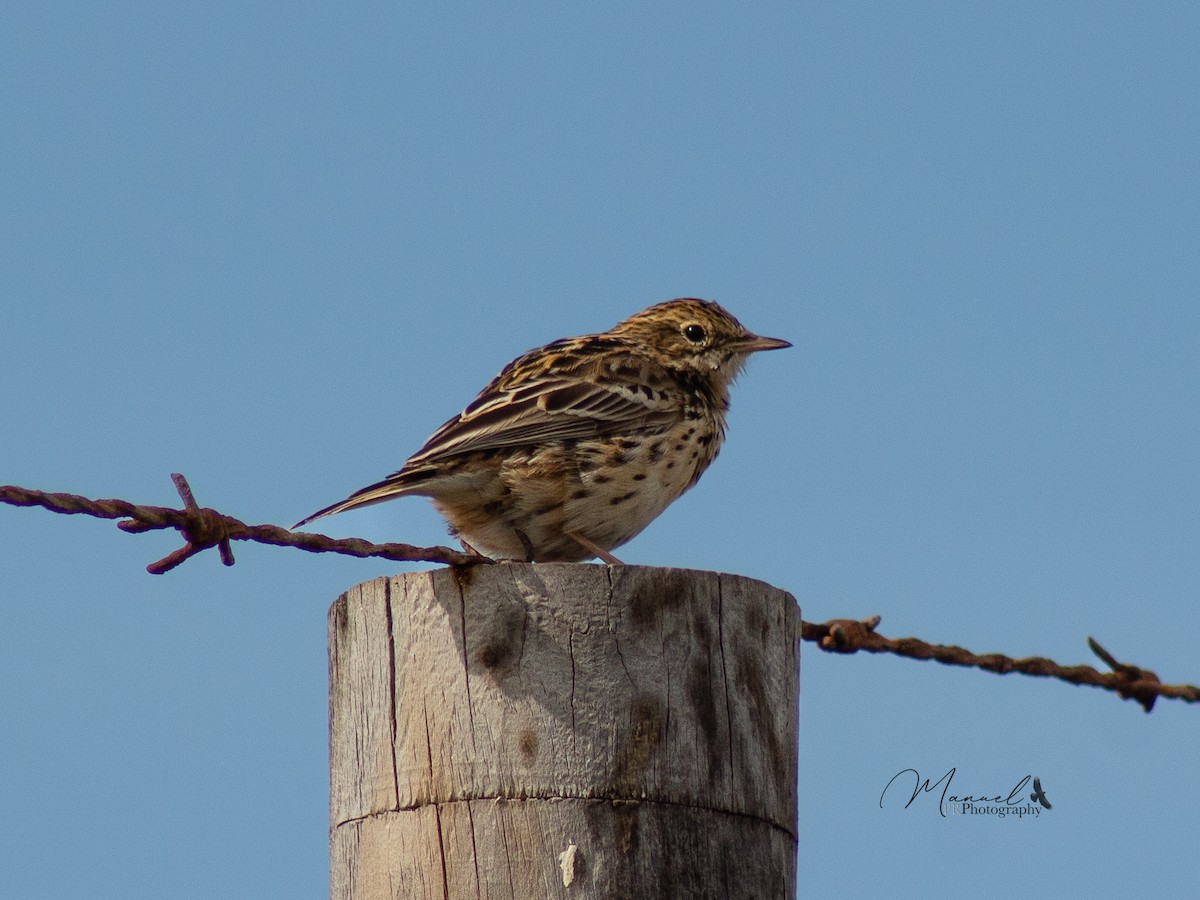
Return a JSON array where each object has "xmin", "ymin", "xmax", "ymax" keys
[{"xmin": 295, "ymin": 298, "xmax": 790, "ymax": 562}]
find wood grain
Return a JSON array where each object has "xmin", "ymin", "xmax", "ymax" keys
[{"xmin": 329, "ymin": 563, "xmax": 800, "ymax": 899}]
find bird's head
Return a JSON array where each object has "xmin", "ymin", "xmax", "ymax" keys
[{"xmin": 611, "ymin": 298, "xmax": 791, "ymax": 385}]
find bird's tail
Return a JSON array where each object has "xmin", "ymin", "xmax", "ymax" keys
[{"xmin": 292, "ymin": 469, "xmax": 435, "ymax": 529}]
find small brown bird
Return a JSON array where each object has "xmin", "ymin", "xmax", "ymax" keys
[{"xmin": 295, "ymin": 298, "xmax": 790, "ymax": 562}]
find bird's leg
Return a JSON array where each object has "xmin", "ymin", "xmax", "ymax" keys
[
  {"xmin": 462, "ymin": 531, "xmax": 531, "ymax": 564},
  {"xmin": 514, "ymin": 528, "xmax": 537, "ymax": 563},
  {"xmin": 457, "ymin": 537, "xmax": 488, "ymax": 558},
  {"xmin": 567, "ymin": 531, "xmax": 624, "ymax": 565}
]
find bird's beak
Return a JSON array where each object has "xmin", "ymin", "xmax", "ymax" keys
[{"xmin": 736, "ymin": 333, "xmax": 793, "ymax": 353}]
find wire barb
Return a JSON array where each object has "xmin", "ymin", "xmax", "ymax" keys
[
  {"xmin": 134, "ymin": 473, "xmax": 237, "ymax": 574},
  {"xmin": 1087, "ymin": 636, "xmax": 1164, "ymax": 712}
]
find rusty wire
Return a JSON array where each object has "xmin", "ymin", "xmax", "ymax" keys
[
  {"xmin": 2, "ymin": 475, "xmax": 1196, "ymax": 712},
  {"xmin": 0, "ymin": 474, "xmax": 482, "ymax": 573},
  {"xmin": 801, "ymin": 615, "xmax": 1197, "ymax": 712}
]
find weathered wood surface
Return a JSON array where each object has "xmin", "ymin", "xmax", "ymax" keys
[{"xmin": 329, "ymin": 564, "xmax": 800, "ymax": 899}]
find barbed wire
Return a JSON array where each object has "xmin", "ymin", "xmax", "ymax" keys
[
  {"xmin": 0, "ymin": 473, "xmax": 481, "ymax": 573},
  {"xmin": 801, "ymin": 616, "xmax": 1195, "ymax": 713},
  {"xmin": 3, "ymin": 474, "xmax": 1195, "ymax": 712}
]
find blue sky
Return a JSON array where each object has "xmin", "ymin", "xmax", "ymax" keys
[{"xmin": 3, "ymin": 3, "xmax": 1198, "ymax": 897}]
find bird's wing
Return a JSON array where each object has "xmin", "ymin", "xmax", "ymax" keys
[
  {"xmin": 291, "ymin": 340, "xmax": 684, "ymax": 529},
  {"xmin": 405, "ymin": 353, "xmax": 683, "ymax": 467}
]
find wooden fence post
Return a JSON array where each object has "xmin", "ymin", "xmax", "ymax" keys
[{"xmin": 329, "ymin": 563, "xmax": 800, "ymax": 899}]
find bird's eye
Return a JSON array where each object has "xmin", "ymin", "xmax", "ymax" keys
[{"xmin": 683, "ymin": 324, "xmax": 707, "ymax": 343}]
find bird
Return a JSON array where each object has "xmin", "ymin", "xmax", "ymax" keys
[
  {"xmin": 1030, "ymin": 777, "xmax": 1052, "ymax": 810},
  {"xmin": 294, "ymin": 298, "xmax": 791, "ymax": 563}
]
